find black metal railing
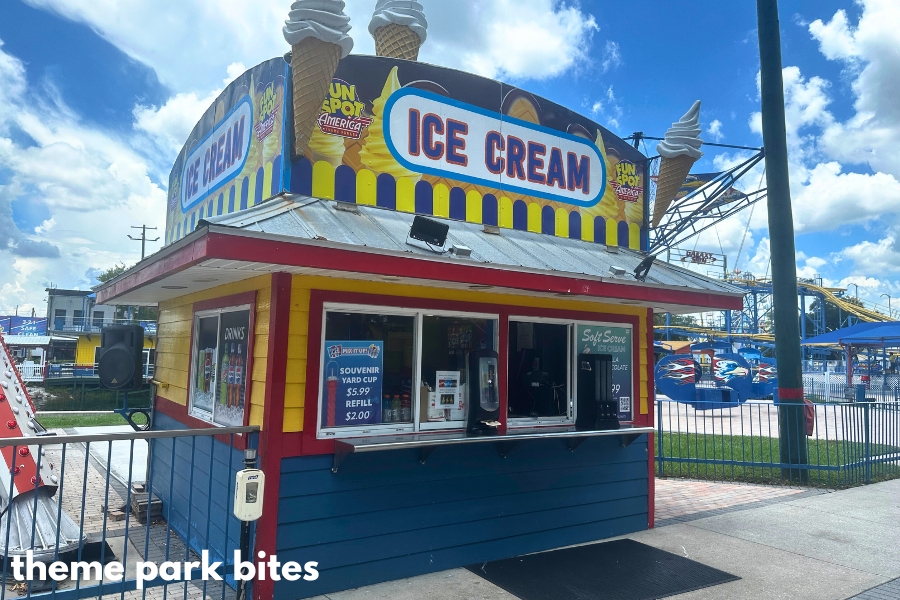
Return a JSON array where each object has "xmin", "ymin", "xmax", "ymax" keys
[{"xmin": 0, "ymin": 425, "xmax": 258, "ymax": 599}]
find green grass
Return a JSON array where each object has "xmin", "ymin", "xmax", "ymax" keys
[
  {"xmin": 29, "ymin": 385, "xmax": 151, "ymax": 412},
  {"xmin": 36, "ymin": 413, "xmax": 131, "ymax": 429},
  {"xmin": 656, "ymin": 432, "xmax": 900, "ymax": 488}
]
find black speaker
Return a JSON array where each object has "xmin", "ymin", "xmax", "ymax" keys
[
  {"xmin": 98, "ymin": 325, "xmax": 144, "ymax": 390},
  {"xmin": 575, "ymin": 353, "xmax": 619, "ymax": 431}
]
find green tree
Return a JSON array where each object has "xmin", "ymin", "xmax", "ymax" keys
[
  {"xmin": 97, "ymin": 263, "xmax": 128, "ymax": 283},
  {"xmin": 805, "ymin": 296, "xmax": 865, "ymax": 333},
  {"xmin": 654, "ymin": 313, "xmax": 699, "ymax": 341},
  {"xmin": 94, "ymin": 263, "xmax": 159, "ymax": 323}
]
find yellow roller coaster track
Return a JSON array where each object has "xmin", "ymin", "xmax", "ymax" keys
[{"xmin": 725, "ymin": 277, "xmax": 894, "ymax": 323}]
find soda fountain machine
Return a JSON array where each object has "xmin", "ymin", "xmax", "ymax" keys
[{"xmin": 465, "ymin": 350, "xmax": 501, "ymax": 435}]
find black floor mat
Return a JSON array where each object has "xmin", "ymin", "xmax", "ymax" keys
[{"xmin": 466, "ymin": 538, "xmax": 739, "ymax": 600}]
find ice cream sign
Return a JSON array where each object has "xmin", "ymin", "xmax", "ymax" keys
[
  {"xmin": 384, "ymin": 90, "xmax": 607, "ymax": 207},
  {"xmin": 181, "ymin": 97, "xmax": 253, "ymax": 212}
]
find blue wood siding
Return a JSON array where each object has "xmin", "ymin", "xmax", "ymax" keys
[
  {"xmin": 150, "ymin": 413, "xmax": 245, "ymax": 574},
  {"xmin": 274, "ymin": 435, "xmax": 649, "ymax": 599}
]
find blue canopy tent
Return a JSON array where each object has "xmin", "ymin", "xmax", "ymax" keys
[{"xmin": 803, "ymin": 322, "xmax": 900, "ymax": 388}]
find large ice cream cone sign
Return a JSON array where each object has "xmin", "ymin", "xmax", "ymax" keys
[
  {"xmin": 283, "ymin": 0, "xmax": 354, "ymax": 158},
  {"xmin": 369, "ymin": 0, "xmax": 428, "ymax": 61},
  {"xmin": 653, "ymin": 100, "xmax": 704, "ymax": 228}
]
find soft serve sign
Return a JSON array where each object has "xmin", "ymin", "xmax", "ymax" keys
[
  {"xmin": 181, "ymin": 97, "xmax": 253, "ymax": 212},
  {"xmin": 384, "ymin": 89, "xmax": 607, "ymax": 207}
]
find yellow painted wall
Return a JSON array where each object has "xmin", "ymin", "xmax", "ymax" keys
[
  {"xmin": 284, "ymin": 275, "xmax": 649, "ymax": 433},
  {"xmin": 154, "ymin": 275, "xmax": 272, "ymax": 428},
  {"xmin": 75, "ymin": 336, "xmax": 155, "ymax": 365}
]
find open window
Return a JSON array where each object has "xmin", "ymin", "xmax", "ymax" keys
[
  {"xmin": 507, "ymin": 320, "xmax": 572, "ymax": 425},
  {"xmin": 317, "ymin": 304, "xmax": 498, "ymax": 439}
]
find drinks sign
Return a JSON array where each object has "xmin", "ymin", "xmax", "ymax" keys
[
  {"xmin": 322, "ymin": 341, "xmax": 384, "ymax": 428},
  {"xmin": 576, "ymin": 324, "xmax": 633, "ymax": 422}
]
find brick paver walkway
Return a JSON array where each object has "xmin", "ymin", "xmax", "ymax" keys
[{"xmin": 655, "ymin": 477, "xmax": 826, "ymax": 527}]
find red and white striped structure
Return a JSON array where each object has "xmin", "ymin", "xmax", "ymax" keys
[{"xmin": 0, "ymin": 335, "xmax": 58, "ymax": 499}]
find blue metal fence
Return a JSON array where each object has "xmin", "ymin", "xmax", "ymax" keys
[
  {"xmin": 0, "ymin": 425, "xmax": 258, "ymax": 599},
  {"xmin": 655, "ymin": 398, "xmax": 900, "ymax": 487}
]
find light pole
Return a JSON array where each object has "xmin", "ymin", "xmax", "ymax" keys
[
  {"xmin": 881, "ymin": 294, "xmax": 891, "ymax": 319},
  {"xmin": 848, "ymin": 282, "xmax": 858, "ymax": 300},
  {"xmin": 757, "ymin": 0, "xmax": 808, "ymax": 481}
]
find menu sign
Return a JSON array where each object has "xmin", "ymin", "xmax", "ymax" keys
[
  {"xmin": 576, "ymin": 324, "xmax": 633, "ymax": 422},
  {"xmin": 322, "ymin": 341, "xmax": 384, "ymax": 428}
]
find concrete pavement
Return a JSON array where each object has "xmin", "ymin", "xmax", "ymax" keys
[{"xmin": 309, "ymin": 478, "xmax": 900, "ymax": 600}]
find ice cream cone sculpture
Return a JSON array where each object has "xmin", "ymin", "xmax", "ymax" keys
[
  {"xmin": 653, "ymin": 100, "xmax": 704, "ymax": 228},
  {"xmin": 283, "ymin": 0, "xmax": 354, "ymax": 158},
  {"xmin": 369, "ymin": 0, "xmax": 428, "ymax": 61}
]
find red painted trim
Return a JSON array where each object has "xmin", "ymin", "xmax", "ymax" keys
[
  {"xmin": 184, "ymin": 291, "xmax": 258, "ymax": 435},
  {"xmin": 193, "ymin": 291, "xmax": 258, "ymax": 313},
  {"xmin": 497, "ymin": 311, "xmax": 509, "ymax": 436},
  {"xmin": 298, "ymin": 289, "xmax": 642, "ymax": 457},
  {"xmin": 648, "ymin": 432, "xmax": 655, "ymax": 529},
  {"xmin": 153, "ymin": 396, "xmax": 248, "ymax": 449},
  {"xmin": 778, "ymin": 387, "xmax": 805, "ymax": 400},
  {"xmin": 646, "ymin": 309, "xmax": 656, "ymax": 529},
  {"xmin": 254, "ymin": 273, "xmax": 292, "ymax": 600},
  {"xmin": 96, "ymin": 235, "xmax": 208, "ymax": 304}
]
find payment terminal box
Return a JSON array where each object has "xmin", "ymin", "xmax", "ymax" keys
[
  {"xmin": 466, "ymin": 350, "xmax": 501, "ymax": 436},
  {"xmin": 576, "ymin": 353, "xmax": 619, "ymax": 431}
]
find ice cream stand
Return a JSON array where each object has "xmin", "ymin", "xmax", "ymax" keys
[{"xmin": 96, "ymin": 2, "xmax": 744, "ymax": 598}]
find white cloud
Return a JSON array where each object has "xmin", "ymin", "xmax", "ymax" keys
[
  {"xmin": 26, "ymin": 0, "xmax": 601, "ymax": 91},
  {"xmin": 601, "ymin": 40, "xmax": 622, "ymax": 73},
  {"xmin": 586, "ymin": 86, "xmax": 623, "ymax": 132},
  {"xmin": 810, "ymin": 0, "xmax": 900, "ymax": 179},
  {"xmin": 0, "ymin": 39, "xmax": 166, "ymax": 315},
  {"xmin": 707, "ymin": 119, "xmax": 724, "ymax": 142}
]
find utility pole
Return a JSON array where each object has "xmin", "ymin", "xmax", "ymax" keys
[
  {"xmin": 757, "ymin": 0, "xmax": 808, "ymax": 481},
  {"xmin": 128, "ymin": 225, "xmax": 160, "ymax": 261}
]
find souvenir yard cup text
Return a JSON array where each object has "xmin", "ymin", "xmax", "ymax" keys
[{"xmin": 385, "ymin": 89, "xmax": 606, "ymax": 207}]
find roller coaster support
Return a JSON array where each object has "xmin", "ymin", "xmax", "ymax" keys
[{"xmin": 758, "ymin": 0, "xmax": 808, "ymax": 480}]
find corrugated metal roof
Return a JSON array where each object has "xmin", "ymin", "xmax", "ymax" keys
[{"xmin": 203, "ymin": 195, "xmax": 743, "ymax": 297}]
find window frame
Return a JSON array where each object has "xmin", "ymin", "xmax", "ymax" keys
[
  {"xmin": 316, "ymin": 302, "xmax": 500, "ymax": 440},
  {"xmin": 187, "ymin": 299, "xmax": 255, "ymax": 428},
  {"xmin": 507, "ymin": 315, "xmax": 635, "ymax": 429}
]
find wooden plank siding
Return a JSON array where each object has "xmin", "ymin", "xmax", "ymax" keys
[
  {"xmin": 149, "ymin": 412, "xmax": 245, "ymax": 570},
  {"xmin": 273, "ymin": 435, "xmax": 648, "ymax": 599},
  {"xmin": 154, "ymin": 275, "xmax": 272, "ymax": 427}
]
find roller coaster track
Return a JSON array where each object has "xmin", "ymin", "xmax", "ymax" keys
[
  {"xmin": 728, "ymin": 277, "xmax": 894, "ymax": 323},
  {"xmin": 796, "ymin": 281, "xmax": 895, "ymax": 323}
]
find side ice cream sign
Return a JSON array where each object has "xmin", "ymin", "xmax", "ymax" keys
[{"xmin": 385, "ymin": 90, "xmax": 605, "ymax": 207}]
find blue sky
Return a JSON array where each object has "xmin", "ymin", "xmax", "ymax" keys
[{"xmin": 0, "ymin": 0, "xmax": 898, "ymax": 317}]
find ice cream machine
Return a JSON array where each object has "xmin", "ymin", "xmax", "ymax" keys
[
  {"xmin": 575, "ymin": 353, "xmax": 619, "ymax": 431},
  {"xmin": 465, "ymin": 350, "xmax": 500, "ymax": 435}
]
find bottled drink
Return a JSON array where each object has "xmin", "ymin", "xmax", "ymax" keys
[
  {"xmin": 226, "ymin": 343, "xmax": 236, "ymax": 408},
  {"xmin": 219, "ymin": 343, "xmax": 230, "ymax": 405},
  {"xmin": 392, "ymin": 395, "xmax": 401, "ymax": 422},
  {"xmin": 233, "ymin": 343, "xmax": 244, "ymax": 407},
  {"xmin": 401, "ymin": 393, "xmax": 411, "ymax": 422},
  {"xmin": 203, "ymin": 348, "xmax": 212, "ymax": 393},
  {"xmin": 196, "ymin": 349, "xmax": 205, "ymax": 392},
  {"xmin": 382, "ymin": 394, "xmax": 392, "ymax": 423}
]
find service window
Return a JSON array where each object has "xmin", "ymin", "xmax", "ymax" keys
[
  {"xmin": 508, "ymin": 321, "xmax": 572, "ymax": 424},
  {"xmin": 189, "ymin": 306, "xmax": 251, "ymax": 427},
  {"xmin": 508, "ymin": 319, "xmax": 634, "ymax": 426},
  {"xmin": 318, "ymin": 305, "xmax": 498, "ymax": 439},
  {"xmin": 419, "ymin": 314, "xmax": 497, "ymax": 431}
]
